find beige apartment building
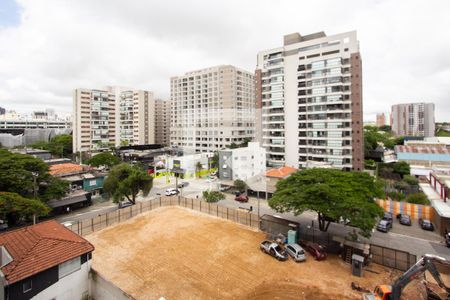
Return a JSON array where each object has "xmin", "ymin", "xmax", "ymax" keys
[
  {"xmin": 73, "ymin": 87, "xmax": 155, "ymax": 153},
  {"xmin": 155, "ymin": 99, "xmax": 170, "ymax": 145},
  {"xmin": 256, "ymin": 31, "xmax": 364, "ymax": 171},
  {"xmin": 376, "ymin": 113, "xmax": 386, "ymax": 127},
  {"xmin": 391, "ymin": 102, "xmax": 435, "ymax": 137},
  {"xmin": 170, "ymin": 65, "xmax": 255, "ymax": 154}
]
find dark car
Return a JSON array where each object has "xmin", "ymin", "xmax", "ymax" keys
[
  {"xmin": 445, "ymin": 232, "xmax": 450, "ymax": 248},
  {"xmin": 419, "ymin": 219, "xmax": 434, "ymax": 231},
  {"xmin": 299, "ymin": 240, "xmax": 327, "ymax": 261},
  {"xmin": 398, "ymin": 214, "xmax": 412, "ymax": 226},
  {"xmin": 177, "ymin": 182, "xmax": 189, "ymax": 188},
  {"xmin": 376, "ymin": 219, "xmax": 392, "ymax": 233},
  {"xmin": 382, "ymin": 212, "xmax": 393, "ymax": 222},
  {"xmin": 235, "ymin": 194, "xmax": 249, "ymax": 203}
]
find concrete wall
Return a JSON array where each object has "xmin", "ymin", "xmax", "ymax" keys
[
  {"xmin": 31, "ymin": 261, "xmax": 90, "ymax": 300},
  {"xmin": 89, "ymin": 269, "xmax": 131, "ymax": 300}
]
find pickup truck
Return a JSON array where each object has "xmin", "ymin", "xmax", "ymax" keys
[{"xmin": 260, "ymin": 240, "xmax": 288, "ymax": 261}]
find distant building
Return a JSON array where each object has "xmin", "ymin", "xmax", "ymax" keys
[
  {"xmin": 155, "ymin": 99, "xmax": 170, "ymax": 146},
  {"xmin": 0, "ymin": 107, "xmax": 5, "ymax": 115},
  {"xmin": 0, "ymin": 220, "xmax": 94, "ymax": 300},
  {"xmin": 72, "ymin": 87, "xmax": 155, "ymax": 152},
  {"xmin": 218, "ymin": 142, "xmax": 266, "ymax": 181},
  {"xmin": 391, "ymin": 103, "xmax": 435, "ymax": 137},
  {"xmin": 0, "ymin": 111, "xmax": 71, "ymax": 129},
  {"xmin": 256, "ymin": 31, "xmax": 364, "ymax": 171},
  {"xmin": 376, "ymin": 113, "xmax": 386, "ymax": 127},
  {"xmin": 170, "ymin": 65, "xmax": 255, "ymax": 154}
]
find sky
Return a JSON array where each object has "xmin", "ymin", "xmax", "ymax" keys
[{"xmin": 0, "ymin": 0, "xmax": 449, "ymax": 121}]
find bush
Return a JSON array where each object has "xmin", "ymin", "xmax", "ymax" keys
[
  {"xmin": 233, "ymin": 179, "xmax": 247, "ymax": 192},
  {"xmin": 392, "ymin": 161, "xmax": 410, "ymax": 177},
  {"xmin": 403, "ymin": 175, "xmax": 419, "ymax": 186},
  {"xmin": 406, "ymin": 193, "xmax": 430, "ymax": 205},
  {"xmin": 202, "ymin": 191, "xmax": 225, "ymax": 203},
  {"xmin": 388, "ymin": 191, "xmax": 406, "ymax": 201}
]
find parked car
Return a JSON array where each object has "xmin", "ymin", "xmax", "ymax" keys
[
  {"xmin": 219, "ymin": 185, "xmax": 231, "ymax": 192},
  {"xmin": 299, "ymin": 240, "xmax": 327, "ymax": 261},
  {"xmin": 398, "ymin": 214, "xmax": 412, "ymax": 226},
  {"xmin": 0, "ymin": 220, "xmax": 8, "ymax": 231},
  {"xmin": 382, "ymin": 212, "xmax": 394, "ymax": 222},
  {"xmin": 285, "ymin": 243, "xmax": 306, "ymax": 262},
  {"xmin": 235, "ymin": 194, "xmax": 249, "ymax": 203},
  {"xmin": 177, "ymin": 182, "xmax": 189, "ymax": 188},
  {"xmin": 61, "ymin": 221, "xmax": 73, "ymax": 228},
  {"xmin": 260, "ymin": 240, "xmax": 288, "ymax": 261},
  {"xmin": 445, "ymin": 232, "xmax": 450, "ymax": 247},
  {"xmin": 118, "ymin": 201, "xmax": 133, "ymax": 209},
  {"xmin": 376, "ymin": 219, "xmax": 392, "ymax": 233},
  {"xmin": 419, "ymin": 219, "xmax": 434, "ymax": 231},
  {"xmin": 165, "ymin": 188, "xmax": 179, "ymax": 196}
]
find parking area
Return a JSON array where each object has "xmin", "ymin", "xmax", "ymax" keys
[
  {"xmin": 388, "ymin": 217, "xmax": 443, "ymax": 242},
  {"xmin": 86, "ymin": 206, "xmax": 425, "ymax": 300}
]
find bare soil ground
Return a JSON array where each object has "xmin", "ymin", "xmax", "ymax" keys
[{"xmin": 87, "ymin": 206, "xmax": 424, "ymax": 300}]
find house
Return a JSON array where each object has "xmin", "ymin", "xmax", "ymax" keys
[
  {"xmin": 0, "ymin": 220, "xmax": 94, "ymax": 300},
  {"xmin": 218, "ymin": 142, "xmax": 266, "ymax": 181}
]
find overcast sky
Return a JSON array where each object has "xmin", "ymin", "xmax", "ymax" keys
[{"xmin": 0, "ymin": 0, "xmax": 449, "ymax": 121}]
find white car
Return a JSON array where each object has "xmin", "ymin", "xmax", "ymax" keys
[
  {"xmin": 285, "ymin": 243, "xmax": 306, "ymax": 262},
  {"xmin": 165, "ymin": 188, "xmax": 179, "ymax": 196}
]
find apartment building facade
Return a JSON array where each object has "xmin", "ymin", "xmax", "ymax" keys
[
  {"xmin": 256, "ymin": 31, "xmax": 363, "ymax": 171},
  {"xmin": 391, "ymin": 103, "xmax": 435, "ymax": 137},
  {"xmin": 155, "ymin": 99, "xmax": 170, "ymax": 145},
  {"xmin": 376, "ymin": 113, "xmax": 386, "ymax": 127},
  {"xmin": 170, "ymin": 65, "xmax": 255, "ymax": 154},
  {"xmin": 73, "ymin": 87, "xmax": 154, "ymax": 153}
]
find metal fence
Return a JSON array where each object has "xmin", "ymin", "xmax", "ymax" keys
[
  {"xmin": 66, "ymin": 196, "xmax": 260, "ymax": 236},
  {"xmin": 370, "ymin": 244, "xmax": 417, "ymax": 271}
]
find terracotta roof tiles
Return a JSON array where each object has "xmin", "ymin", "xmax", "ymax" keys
[
  {"xmin": 265, "ymin": 166, "xmax": 298, "ymax": 178},
  {"xmin": 49, "ymin": 163, "xmax": 83, "ymax": 176}
]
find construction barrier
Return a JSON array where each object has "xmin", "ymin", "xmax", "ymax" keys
[{"xmin": 376, "ymin": 199, "xmax": 433, "ymax": 220}]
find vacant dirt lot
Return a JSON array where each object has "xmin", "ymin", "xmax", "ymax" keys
[{"xmin": 87, "ymin": 206, "xmax": 423, "ymax": 300}]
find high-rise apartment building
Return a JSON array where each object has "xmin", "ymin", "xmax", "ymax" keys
[
  {"xmin": 391, "ymin": 103, "xmax": 435, "ymax": 137},
  {"xmin": 376, "ymin": 113, "xmax": 386, "ymax": 127},
  {"xmin": 256, "ymin": 31, "xmax": 363, "ymax": 171},
  {"xmin": 170, "ymin": 65, "xmax": 255, "ymax": 154},
  {"xmin": 73, "ymin": 87, "xmax": 154, "ymax": 152},
  {"xmin": 155, "ymin": 99, "xmax": 170, "ymax": 145}
]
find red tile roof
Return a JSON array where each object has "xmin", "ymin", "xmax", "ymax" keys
[
  {"xmin": 265, "ymin": 166, "xmax": 298, "ymax": 178},
  {"xmin": 49, "ymin": 163, "xmax": 83, "ymax": 176},
  {"xmin": 0, "ymin": 220, "xmax": 94, "ymax": 284}
]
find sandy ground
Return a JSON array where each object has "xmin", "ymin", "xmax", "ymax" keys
[{"xmin": 87, "ymin": 206, "xmax": 425, "ymax": 300}]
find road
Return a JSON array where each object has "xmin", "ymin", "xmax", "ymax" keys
[{"xmin": 55, "ymin": 175, "xmax": 450, "ymax": 260}]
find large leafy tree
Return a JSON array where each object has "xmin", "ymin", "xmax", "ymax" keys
[
  {"xmin": 269, "ymin": 168, "xmax": 384, "ymax": 238},
  {"xmin": 86, "ymin": 152, "xmax": 120, "ymax": 168},
  {"xmin": 0, "ymin": 149, "xmax": 68, "ymax": 201},
  {"xmin": 392, "ymin": 161, "xmax": 410, "ymax": 177},
  {"xmin": 234, "ymin": 179, "xmax": 247, "ymax": 192},
  {"xmin": 30, "ymin": 134, "xmax": 73, "ymax": 157},
  {"xmin": 0, "ymin": 192, "xmax": 50, "ymax": 225},
  {"xmin": 104, "ymin": 163, "xmax": 153, "ymax": 204}
]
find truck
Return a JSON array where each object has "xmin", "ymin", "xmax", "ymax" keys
[
  {"xmin": 362, "ymin": 254, "xmax": 450, "ymax": 300},
  {"xmin": 259, "ymin": 240, "xmax": 288, "ymax": 261}
]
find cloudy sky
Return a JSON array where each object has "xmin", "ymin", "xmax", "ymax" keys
[{"xmin": 0, "ymin": 0, "xmax": 449, "ymax": 121}]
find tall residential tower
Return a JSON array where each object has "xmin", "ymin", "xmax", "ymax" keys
[
  {"xmin": 391, "ymin": 103, "xmax": 435, "ymax": 137},
  {"xmin": 256, "ymin": 31, "xmax": 363, "ymax": 171},
  {"xmin": 170, "ymin": 65, "xmax": 255, "ymax": 154}
]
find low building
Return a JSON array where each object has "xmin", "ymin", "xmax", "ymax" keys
[
  {"xmin": 218, "ymin": 142, "xmax": 266, "ymax": 181},
  {"xmin": 11, "ymin": 148, "xmax": 52, "ymax": 160},
  {"xmin": 168, "ymin": 153, "xmax": 213, "ymax": 178},
  {"xmin": 395, "ymin": 145, "xmax": 450, "ymax": 166},
  {"xmin": 0, "ymin": 220, "xmax": 94, "ymax": 300}
]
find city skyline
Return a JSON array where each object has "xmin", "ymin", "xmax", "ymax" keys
[{"xmin": 0, "ymin": 0, "xmax": 449, "ymax": 121}]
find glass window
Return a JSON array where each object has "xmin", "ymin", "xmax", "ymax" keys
[
  {"xmin": 59, "ymin": 256, "xmax": 81, "ymax": 279},
  {"xmin": 311, "ymin": 60, "xmax": 325, "ymax": 70},
  {"xmin": 23, "ymin": 280, "xmax": 32, "ymax": 293}
]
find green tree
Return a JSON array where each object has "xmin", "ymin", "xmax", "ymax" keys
[
  {"xmin": 103, "ymin": 163, "xmax": 153, "ymax": 204},
  {"xmin": 392, "ymin": 161, "xmax": 410, "ymax": 177},
  {"xmin": 378, "ymin": 125, "xmax": 392, "ymax": 132},
  {"xmin": 210, "ymin": 152, "xmax": 219, "ymax": 169},
  {"xmin": 403, "ymin": 175, "xmax": 419, "ymax": 186},
  {"xmin": 86, "ymin": 152, "xmax": 120, "ymax": 168},
  {"xmin": 195, "ymin": 162, "xmax": 203, "ymax": 177},
  {"xmin": 405, "ymin": 193, "xmax": 429, "ymax": 205},
  {"xmin": 269, "ymin": 169, "xmax": 384, "ymax": 238},
  {"xmin": 0, "ymin": 149, "xmax": 68, "ymax": 201},
  {"xmin": 234, "ymin": 179, "xmax": 247, "ymax": 192},
  {"xmin": 202, "ymin": 190, "xmax": 225, "ymax": 203},
  {"xmin": 49, "ymin": 134, "xmax": 72, "ymax": 157},
  {"xmin": 0, "ymin": 192, "xmax": 50, "ymax": 226}
]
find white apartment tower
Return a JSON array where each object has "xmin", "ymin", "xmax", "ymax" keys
[
  {"xmin": 170, "ymin": 65, "xmax": 255, "ymax": 154},
  {"xmin": 391, "ymin": 103, "xmax": 435, "ymax": 137},
  {"xmin": 256, "ymin": 31, "xmax": 364, "ymax": 171},
  {"xmin": 73, "ymin": 87, "xmax": 155, "ymax": 152},
  {"xmin": 155, "ymin": 99, "xmax": 170, "ymax": 145}
]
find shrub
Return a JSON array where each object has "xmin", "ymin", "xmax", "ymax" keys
[
  {"xmin": 202, "ymin": 191, "xmax": 225, "ymax": 203},
  {"xmin": 406, "ymin": 193, "xmax": 430, "ymax": 205}
]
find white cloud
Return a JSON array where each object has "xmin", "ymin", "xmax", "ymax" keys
[{"xmin": 0, "ymin": 0, "xmax": 449, "ymax": 121}]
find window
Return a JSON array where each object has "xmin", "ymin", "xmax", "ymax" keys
[
  {"xmin": 23, "ymin": 280, "xmax": 32, "ymax": 293},
  {"xmin": 59, "ymin": 256, "xmax": 81, "ymax": 279}
]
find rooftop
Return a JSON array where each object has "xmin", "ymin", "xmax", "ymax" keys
[
  {"xmin": 49, "ymin": 163, "xmax": 84, "ymax": 176},
  {"xmin": 0, "ymin": 220, "xmax": 94, "ymax": 284},
  {"xmin": 395, "ymin": 145, "xmax": 450, "ymax": 155},
  {"xmin": 265, "ymin": 166, "xmax": 298, "ymax": 179}
]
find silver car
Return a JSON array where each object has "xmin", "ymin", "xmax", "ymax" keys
[{"xmin": 285, "ymin": 243, "xmax": 306, "ymax": 262}]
